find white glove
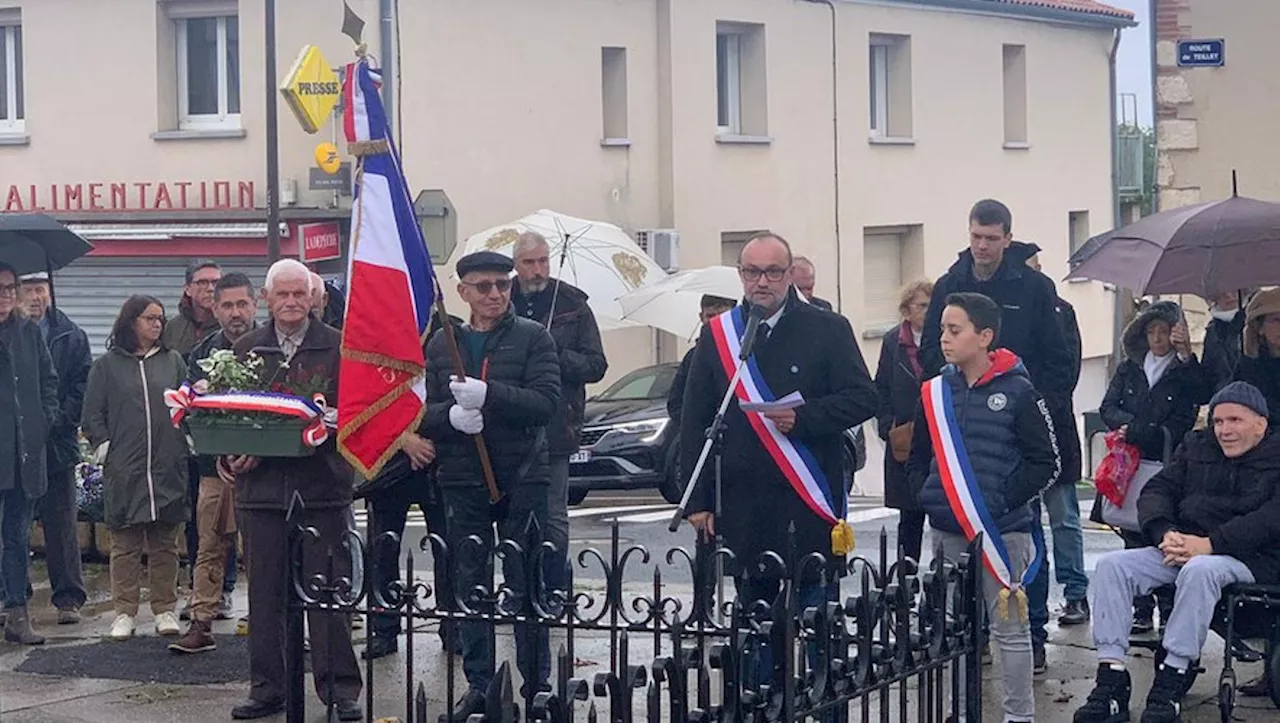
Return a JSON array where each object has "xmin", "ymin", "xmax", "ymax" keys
[
  {"xmin": 449, "ymin": 405, "xmax": 485, "ymax": 435},
  {"xmin": 449, "ymin": 375, "xmax": 488, "ymax": 410},
  {"xmin": 93, "ymin": 441, "xmax": 110, "ymax": 465}
]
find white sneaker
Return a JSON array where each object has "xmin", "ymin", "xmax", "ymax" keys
[
  {"xmin": 109, "ymin": 614, "xmax": 135, "ymax": 641},
  {"xmin": 155, "ymin": 611, "xmax": 181, "ymax": 636}
]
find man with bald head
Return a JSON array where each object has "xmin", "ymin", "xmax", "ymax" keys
[
  {"xmin": 510, "ymin": 230, "xmax": 607, "ymax": 598},
  {"xmin": 679, "ymin": 232, "xmax": 877, "ymax": 687},
  {"xmin": 791, "ymin": 256, "xmax": 833, "ymax": 311}
]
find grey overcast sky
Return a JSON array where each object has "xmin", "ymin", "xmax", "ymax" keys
[{"xmin": 1111, "ymin": 0, "xmax": 1153, "ymax": 127}]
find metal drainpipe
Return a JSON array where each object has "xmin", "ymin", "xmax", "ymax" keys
[
  {"xmin": 380, "ymin": 0, "xmax": 395, "ymax": 136},
  {"xmin": 806, "ymin": 0, "xmax": 842, "ymax": 313},
  {"xmin": 1108, "ymin": 28, "xmax": 1124, "ymax": 377}
]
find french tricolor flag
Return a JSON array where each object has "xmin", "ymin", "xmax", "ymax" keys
[{"xmin": 336, "ymin": 56, "xmax": 436, "ymax": 478}]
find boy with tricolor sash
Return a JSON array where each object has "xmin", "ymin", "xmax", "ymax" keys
[{"xmin": 906, "ymin": 292, "xmax": 1062, "ymax": 723}]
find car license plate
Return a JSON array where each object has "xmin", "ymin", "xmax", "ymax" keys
[{"xmin": 570, "ymin": 449, "xmax": 591, "ymax": 464}]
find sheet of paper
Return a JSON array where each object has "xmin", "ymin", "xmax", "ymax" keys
[{"xmin": 739, "ymin": 391, "xmax": 806, "ymax": 413}]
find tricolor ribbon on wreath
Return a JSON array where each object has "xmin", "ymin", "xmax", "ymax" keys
[
  {"xmin": 164, "ymin": 381, "xmax": 333, "ymax": 449},
  {"xmin": 706, "ymin": 307, "xmax": 855, "ymax": 556},
  {"xmin": 920, "ymin": 375, "xmax": 1045, "ymax": 621}
]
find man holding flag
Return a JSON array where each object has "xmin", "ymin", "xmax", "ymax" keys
[
  {"xmin": 423, "ymin": 250, "xmax": 561, "ymax": 721},
  {"xmin": 679, "ymin": 232, "xmax": 877, "ymax": 686}
]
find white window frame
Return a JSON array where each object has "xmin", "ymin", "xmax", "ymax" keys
[
  {"xmin": 176, "ymin": 15, "xmax": 240, "ymax": 131},
  {"xmin": 716, "ymin": 32, "xmax": 742, "ymax": 135},
  {"xmin": 869, "ymin": 44, "xmax": 889, "ymax": 138},
  {"xmin": 1, "ymin": 24, "xmax": 23, "ymax": 133}
]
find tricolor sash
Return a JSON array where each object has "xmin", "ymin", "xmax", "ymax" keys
[
  {"xmin": 165, "ymin": 381, "xmax": 332, "ymax": 448},
  {"xmin": 920, "ymin": 375, "xmax": 1044, "ymax": 620},
  {"xmin": 707, "ymin": 307, "xmax": 840, "ymax": 527}
]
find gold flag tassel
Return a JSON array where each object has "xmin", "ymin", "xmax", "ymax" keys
[
  {"xmin": 996, "ymin": 586, "xmax": 1030, "ymax": 623},
  {"xmin": 831, "ymin": 519, "xmax": 855, "ymax": 556}
]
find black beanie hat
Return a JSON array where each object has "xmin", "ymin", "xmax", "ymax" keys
[{"xmin": 1209, "ymin": 381, "xmax": 1270, "ymax": 421}]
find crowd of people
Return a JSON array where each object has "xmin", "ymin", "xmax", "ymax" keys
[{"xmin": 1, "ymin": 197, "xmax": 1279, "ymax": 723}]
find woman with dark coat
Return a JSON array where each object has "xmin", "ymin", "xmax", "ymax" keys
[
  {"xmin": 83, "ymin": 296, "xmax": 190, "ymax": 642},
  {"xmin": 1234, "ymin": 288, "xmax": 1280, "ymax": 427},
  {"xmin": 873, "ymin": 279, "xmax": 933, "ymax": 562},
  {"xmin": 1099, "ymin": 299, "xmax": 1202, "ymax": 632}
]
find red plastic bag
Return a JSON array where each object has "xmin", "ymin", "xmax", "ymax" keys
[{"xmin": 1095, "ymin": 430, "xmax": 1140, "ymax": 507}]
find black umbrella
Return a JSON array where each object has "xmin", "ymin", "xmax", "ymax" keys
[
  {"xmin": 1066, "ymin": 195, "xmax": 1280, "ymax": 299},
  {"xmin": 0, "ymin": 214, "xmax": 94, "ymax": 329},
  {"xmin": 0, "ymin": 213, "xmax": 94, "ymax": 275}
]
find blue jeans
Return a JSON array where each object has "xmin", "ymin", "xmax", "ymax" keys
[
  {"xmin": 0, "ymin": 488, "xmax": 35, "ymax": 609},
  {"xmin": 1029, "ymin": 485, "xmax": 1089, "ymax": 644}
]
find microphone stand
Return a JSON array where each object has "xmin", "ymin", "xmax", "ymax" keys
[{"xmin": 669, "ymin": 307, "xmax": 765, "ymax": 617}]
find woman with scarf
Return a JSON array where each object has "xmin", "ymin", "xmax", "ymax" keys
[
  {"xmin": 1099, "ymin": 300, "xmax": 1202, "ymax": 633},
  {"xmin": 1234, "ymin": 288, "xmax": 1280, "ymax": 426},
  {"xmin": 873, "ymin": 279, "xmax": 933, "ymax": 562}
]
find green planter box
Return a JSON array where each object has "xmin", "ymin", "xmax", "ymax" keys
[{"xmin": 188, "ymin": 416, "xmax": 315, "ymax": 458}]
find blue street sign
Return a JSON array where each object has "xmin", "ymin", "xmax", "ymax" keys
[{"xmin": 1177, "ymin": 39, "xmax": 1225, "ymax": 67}]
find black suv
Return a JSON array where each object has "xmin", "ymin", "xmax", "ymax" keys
[{"xmin": 568, "ymin": 363, "xmax": 866, "ymax": 506}]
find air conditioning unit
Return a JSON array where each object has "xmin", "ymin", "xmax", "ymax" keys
[{"xmin": 635, "ymin": 229, "xmax": 680, "ymax": 271}]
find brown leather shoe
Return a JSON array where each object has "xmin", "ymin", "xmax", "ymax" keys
[{"xmin": 168, "ymin": 619, "xmax": 217, "ymax": 654}]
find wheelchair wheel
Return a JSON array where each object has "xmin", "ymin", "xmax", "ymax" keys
[
  {"xmin": 1269, "ymin": 644, "xmax": 1280, "ymax": 709},
  {"xmin": 1220, "ymin": 669, "xmax": 1236, "ymax": 723}
]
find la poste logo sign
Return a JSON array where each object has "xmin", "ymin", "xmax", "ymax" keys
[{"xmin": 299, "ymin": 222, "xmax": 342, "ymax": 263}]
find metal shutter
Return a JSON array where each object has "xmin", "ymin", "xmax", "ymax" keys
[
  {"xmin": 53, "ymin": 257, "xmax": 271, "ymax": 355},
  {"xmin": 862, "ymin": 233, "xmax": 902, "ymax": 329}
]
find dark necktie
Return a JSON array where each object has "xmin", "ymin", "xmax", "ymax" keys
[{"xmin": 758, "ymin": 322, "xmax": 771, "ymax": 344}]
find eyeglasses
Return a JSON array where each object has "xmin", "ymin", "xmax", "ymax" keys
[
  {"xmin": 139, "ymin": 314, "xmax": 166, "ymax": 325},
  {"xmin": 190, "ymin": 278, "xmax": 221, "ymax": 288},
  {"xmin": 739, "ymin": 266, "xmax": 790, "ymax": 282},
  {"xmin": 0, "ymin": 284, "xmax": 19, "ymax": 297},
  {"xmin": 462, "ymin": 279, "xmax": 513, "ymax": 295}
]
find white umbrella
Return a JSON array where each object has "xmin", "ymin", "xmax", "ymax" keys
[
  {"xmin": 455, "ymin": 209, "xmax": 665, "ymax": 331},
  {"xmin": 616, "ymin": 266, "xmax": 743, "ymax": 339}
]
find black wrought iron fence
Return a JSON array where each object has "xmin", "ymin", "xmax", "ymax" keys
[{"xmin": 284, "ymin": 519, "xmax": 985, "ymax": 723}]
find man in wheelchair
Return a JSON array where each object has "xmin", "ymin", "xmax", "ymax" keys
[{"xmin": 1075, "ymin": 382, "xmax": 1280, "ymax": 723}]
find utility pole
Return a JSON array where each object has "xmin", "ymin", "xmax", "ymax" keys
[{"xmin": 265, "ymin": 0, "xmax": 282, "ymax": 263}]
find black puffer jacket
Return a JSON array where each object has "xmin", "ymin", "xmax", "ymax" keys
[
  {"xmin": 1100, "ymin": 301, "xmax": 1202, "ymax": 463},
  {"xmin": 422, "ymin": 308, "xmax": 561, "ymax": 489},
  {"xmin": 0, "ymin": 314, "xmax": 59, "ymax": 499},
  {"xmin": 1139, "ymin": 429, "xmax": 1280, "ymax": 585},
  {"xmin": 43, "ymin": 309, "xmax": 93, "ymax": 473},
  {"xmin": 512, "ymin": 280, "xmax": 607, "ymax": 456},
  {"xmin": 907, "ymin": 349, "xmax": 1061, "ymax": 535},
  {"xmin": 920, "ymin": 242, "xmax": 1074, "ymax": 404}
]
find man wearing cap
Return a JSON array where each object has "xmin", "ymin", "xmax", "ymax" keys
[
  {"xmin": 422, "ymin": 250, "xmax": 560, "ymax": 722},
  {"xmin": 1074, "ymin": 381, "xmax": 1280, "ymax": 723},
  {"xmin": 0, "ymin": 262, "xmax": 59, "ymax": 645},
  {"xmin": 19, "ymin": 272, "xmax": 92, "ymax": 625}
]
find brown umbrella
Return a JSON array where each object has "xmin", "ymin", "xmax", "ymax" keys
[{"xmin": 1066, "ymin": 195, "xmax": 1280, "ymax": 298}]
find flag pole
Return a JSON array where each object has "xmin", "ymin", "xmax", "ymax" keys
[{"xmin": 433, "ymin": 296, "xmax": 503, "ymax": 506}]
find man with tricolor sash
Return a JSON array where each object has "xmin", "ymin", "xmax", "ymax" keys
[
  {"xmin": 679, "ymin": 232, "xmax": 877, "ymax": 684},
  {"xmin": 906, "ymin": 292, "xmax": 1062, "ymax": 723}
]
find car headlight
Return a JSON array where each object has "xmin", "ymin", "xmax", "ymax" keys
[{"xmin": 591, "ymin": 418, "xmax": 669, "ymax": 444}]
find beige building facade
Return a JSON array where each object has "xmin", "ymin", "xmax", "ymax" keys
[
  {"xmin": 1, "ymin": 0, "xmax": 1131, "ymax": 485},
  {"xmin": 1153, "ymin": 0, "xmax": 1276, "ymax": 206},
  {"xmin": 1151, "ymin": 0, "xmax": 1273, "ymax": 343}
]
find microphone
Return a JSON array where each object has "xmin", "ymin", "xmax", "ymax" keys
[{"xmin": 737, "ymin": 305, "xmax": 766, "ymax": 361}]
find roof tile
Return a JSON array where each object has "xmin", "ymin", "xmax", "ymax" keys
[{"xmin": 995, "ymin": 0, "xmax": 1135, "ymax": 19}]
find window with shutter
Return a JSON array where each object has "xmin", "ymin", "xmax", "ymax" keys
[{"xmin": 863, "ymin": 233, "xmax": 903, "ymax": 329}]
